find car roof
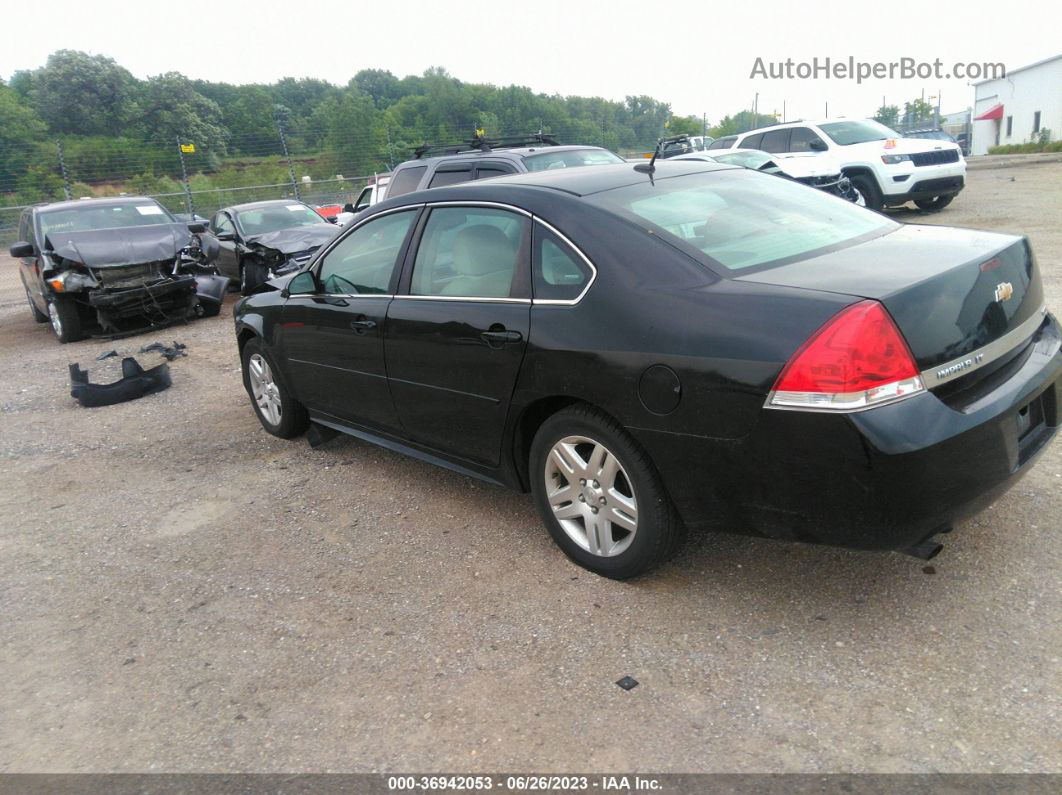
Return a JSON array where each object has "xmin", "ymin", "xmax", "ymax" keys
[
  {"xmin": 401, "ymin": 144, "xmax": 610, "ymax": 168},
  {"xmin": 436, "ymin": 160, "xmax": 737, "ymax": 198},
  {"xmin": 225, "ymin": 199, "xmax": 313, "ymax": 213},
  {"xmin": 35, "ymin": 196, "xmax": 162, "ymax": 213}
]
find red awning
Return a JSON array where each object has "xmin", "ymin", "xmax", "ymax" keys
[{"xmin": 975, "ymin": 103, "xmax": 1004, "ymax": 121}]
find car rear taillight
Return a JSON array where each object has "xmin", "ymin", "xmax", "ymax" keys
[{"xmin": 767, "ymin": 300, "xmax": 925, "ymax": 411}]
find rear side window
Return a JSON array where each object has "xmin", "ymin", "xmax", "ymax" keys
[
  {"xmin": 386, "ymin": 166, "xmax": 427, "ymax": 198},
  {"xmin": 475, "ymin": 163, "xmax": 517, "ymax": 179},
  {"xmin": 741, "ymin": 133, "xmax": 764, "ymax": 150},
  {"xmin": 317, "ymin": 210, "xmax": 416, "ymax": 294},
  {"xmin": 589, "ymin": 169, "xmax": 895, "ymax": 272},
  {"xmin": 532, "ymin": 224, "xmax": 591, "ymax": 302},
  {"xmin": 707, "ymin": 137, "xmax": 736, "ymax": 150},
  {"xmin": 410, "ymin": 207, "xmax": 528, "ymax": 299},
  {"xmin": 759, "ymin": 129, "xmax": 791, "ymax": 153},
  {"xmin": 428, "ymin": 166, "xmax": 473, "ymax": 188}
]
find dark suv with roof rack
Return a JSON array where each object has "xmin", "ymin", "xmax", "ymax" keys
[{"xmin": 384, "ymin": 134, "xmax": 624, "ymax": 200}]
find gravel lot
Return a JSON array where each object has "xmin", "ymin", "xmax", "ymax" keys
[{"xmin": 1, "ymin": 162, "xmax": 1060, "ymax": 774}]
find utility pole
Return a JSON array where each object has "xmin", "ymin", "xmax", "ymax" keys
[
  {"xmin": 176, "ymin": 136, "xmax": 195, "ymax": 217},
  {"xmin": 56, "ymin": 141, "xmax": 72, "ymax": 201},
  {"xmin": 276, "ymin": 116, "xmax": 299, "ymax": 200},
  {"xmin": 782, "ymin": 100, "xmax": 786, "ymax": 123},
  {"xmin": 386, "ymin": 127, "xmax": 396, "ymax": 171},
  {"xmin": 702, "ymin": 112, "xmax": 707, "ymax": 138}
]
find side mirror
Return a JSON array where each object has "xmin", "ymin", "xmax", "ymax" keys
[
  {"xmin": 809, "ymin": 139, "xmax": 828, "ymax": 151},
  {"xmin": 285, "ymin": 271, "xmax": 318, "ymax": 296},
  {"xmin": 9, "ymin": 241, "xmax": 35, "ymax": 258},
  {"xmin": 188, "ymin": 222, "xmax": 206, "ymax": 234},
  {"xmin": 342, "ymin": 203, "xmax": 355, "ymax": 214},
  {"xmin": 216, "ymin": 231, "xmax": 235, "ymax": 242}
]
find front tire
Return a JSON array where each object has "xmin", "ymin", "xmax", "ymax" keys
[
  {"xmin": 47, "ymin": 298, "xmax": 85, "ymax": 343},
  {"xmin": 529, "ymin": 404, "xmax": 683, "ymax": 579},
  {"xmin": 914, "ymin": 194, "xmax": 955, "ymax": 212},
  {"xmin": 241, "ymin": 338, "xmax": 309, "ymax": 438},
  {"xmin": 847, "ymin": 173, "xmax": 883, "ymax": 211}
]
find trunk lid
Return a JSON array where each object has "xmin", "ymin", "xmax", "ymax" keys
[{"xmin": 736, "ymin": 224, "xmax": 1046, "ymax": 388}]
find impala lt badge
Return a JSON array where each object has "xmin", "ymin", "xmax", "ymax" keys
[{"xmin": 995, "ymin": 282, "xmax": 1014, "ymax": 302}]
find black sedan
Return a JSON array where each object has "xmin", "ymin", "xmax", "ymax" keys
[
  {"xmin": 201, "ymin": 199, "xmax": 338, "ymax": 295},
  {"xmin": 233, "ymin": 161, "xmax": 1060, "ymax": 578}
]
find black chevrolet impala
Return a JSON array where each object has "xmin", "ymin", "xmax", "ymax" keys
[{"xmin": 233, "ymin": 161, "xmax": 1060, "ymax": 578}]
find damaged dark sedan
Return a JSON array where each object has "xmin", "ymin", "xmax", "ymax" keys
[
  {"xmin": 11, "ymin": 197, "xmax": 229, "ymax": 343},
  {"xmin": 200, "ymin": 200, "xmax": 339, "ymax": 295}
]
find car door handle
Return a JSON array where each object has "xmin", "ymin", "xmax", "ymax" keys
[
  {"xmin": 480, "ymin": 329, "xmax": 523, "ymax": 345},
  {"xmin": 350, "ymin": 318, "xmax": 376, "ymax": 331}
]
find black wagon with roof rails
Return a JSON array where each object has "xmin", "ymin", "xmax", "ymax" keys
[
  {"xmin": 198, "ymin": 199, "xmax": 340, "ymax": 296},
  {"xmin": 232, "ymin": 160, "xmax": 1060, "ymax": 579},
  {"xmin": 383, "ymin": 133, "xmax": 625, "ymax": 200},
  {"xmin": 10, "ymin": 196, "xmax": 226, "ymax": 343}
]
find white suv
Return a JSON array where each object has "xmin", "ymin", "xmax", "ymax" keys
[{"xmin": 731, "ymin": 118, "xmax": 965, "ymax": 211}]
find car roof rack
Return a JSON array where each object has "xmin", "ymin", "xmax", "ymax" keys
[{"xmin": 413, "ymin": 133, "xmax": 561, "ymax": 159}]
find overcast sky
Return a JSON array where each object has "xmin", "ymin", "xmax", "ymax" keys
[{"xmin": 3, "ymin": 0, "xmax": 1057, "ymax": 124}]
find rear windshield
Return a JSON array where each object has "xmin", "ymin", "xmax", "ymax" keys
[
  {"xmin": 38, "ymin": 201, "xmax": 175, "ymax": 239},
  {"xmin": 523, "ymin": 148, "xmax": 623, "ymax": 172},
  {"xmin": 588, "ymin": 169, "xmax": 895, "ymax": 272}
]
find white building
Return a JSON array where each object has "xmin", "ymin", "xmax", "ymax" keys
[{"xmin": 970, "ymin": 54, "xmax": 1062, "ymax": 155}]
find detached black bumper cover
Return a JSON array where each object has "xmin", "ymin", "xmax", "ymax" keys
[
  {"xmin": 69, "ymin": 357, "xmax": 172, "ymax": 407},
  {"xmin": 886, "ymin": 176, "xmax": 966, "ymax": 204}
]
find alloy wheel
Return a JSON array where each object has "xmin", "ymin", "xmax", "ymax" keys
[
  {"xmin": 48, "ymin": 302, "xmax": 63, "ymax": 337},
  {"xmin": 248, "ymin": 353, "xmax": 282, "ymax": 426},
  {"xmin": 544, "ymin": 435, "xmax": 638, "ymax": 557}
]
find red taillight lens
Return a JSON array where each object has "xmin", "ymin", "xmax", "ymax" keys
[{"xmin": 768, "ymin": 300, "xmax": 925, "ymax": 411}]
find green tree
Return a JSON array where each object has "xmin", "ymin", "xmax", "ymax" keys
[
  {"xmin": 28, "ymin": 50, "xmax": 139, "ymax": 136},
  {"xmin": 137, "ymin": 73, "xmax": 230, "ymax": 155},
  {"xmin": 0, "ymin": 83, "xmax": 48, "ymax": 187},
  {"xmin": 873, "ymin": 104, "xmax": 901, "ymax": 127},
  {"xmin": 902, "ymin": 98, "xmax": 935, "ymax": 124}
]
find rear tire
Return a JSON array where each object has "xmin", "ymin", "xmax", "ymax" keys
[
  {"xmin": 914, "ymin": 194, "xmax": 955, "ymax": 212},
  {"xmin": 847, "ymin": 173, "xmax": 883, "ymax": 211},
  {"xmin": 47, "ymin": 298, "xmax": 85, "ymax": 343},
  {"xmin": 27, "ymin": 287, "xmax": 48, "ymax": 323},
  {"xmin": 529, "ymin": 404, "xmax": 683, "ymax": 579},
  {"xmin": 241, "ymin": 337, "xmax": 308, "ymax": 439}
]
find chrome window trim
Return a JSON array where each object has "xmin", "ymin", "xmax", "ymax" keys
[
  {"xmin": 919, "ymin": 304, "xmax": 1048, "ymax": 388},
  {"xmin": 306, "ymin": 204, "xmax": 425, "ymax": 297},
  {"xmin": 530, "ymin": 218, "xmax": 598, "ymax": 307},
  {"xmin": 423, "ymin": 200, "xmax": 533, "ymax": 217},
  {"xmin": 393, "ymin": 295, "xmax": 531, "ymax": 304}
]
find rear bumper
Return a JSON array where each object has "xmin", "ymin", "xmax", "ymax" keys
[{"xmin": 635, "ymin": 314, "xmax": 1062, "ymax": 551}]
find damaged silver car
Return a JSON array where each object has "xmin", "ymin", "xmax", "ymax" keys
[{"xmin": 11, "ymin": 197, "xmax": 229, "ymax": 343}]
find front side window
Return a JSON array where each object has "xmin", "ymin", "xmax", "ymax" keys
[
  {"xmin": 317, "ymin": 210, "xmax": 416, "ymax": 294},
  {"xmin": 789, "ymin": 127, "xmax": 826, "ymax": 152},
  {"xmin": 533, "ymin": 224, "xmax": 591, "ymax": 301},
  {"xmin": 522, "ymin": 148, "xmax": 623, "ymax": 172},
  {"xmin": 37, "ymin": 201, "xmax": 175, "ymax": 240},
  {"xmin": 410, "ymin": 207, "xmax": 528, "ymax": 298},
  {"xmin": 236, "ymin": 204, "xmax": 324, "ymax": 237},
  {"xmin": 354, "ymin": 186, "xmax": 373, "ymax": 211},
  {"xmin": 819, "ymin": 119, "xmax": 899, "ymax": 146},
  {"xmin": 589, "ymin": 169, "xmax": 896, "ymax": 272},
  {"xmin": 212, "ymin": 214, "xmax": 234, "ymax": 235}
]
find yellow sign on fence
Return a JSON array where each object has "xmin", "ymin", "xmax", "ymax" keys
[{"xmin": 180, "ymin": 143, "xmax": 196, "ymax": 154}]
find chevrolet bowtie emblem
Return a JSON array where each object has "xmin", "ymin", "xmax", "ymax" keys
[{"xmin": 994, "ymin": 282, "xmax": 1014, "ymax": 302}]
